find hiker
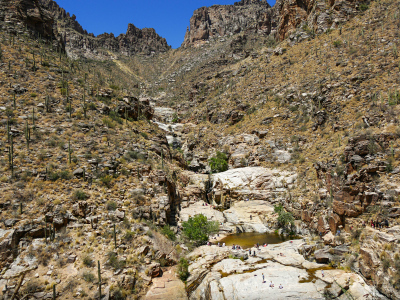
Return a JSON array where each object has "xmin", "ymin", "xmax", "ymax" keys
[
  {"xmin": 385, "ymin": 219, "xmax": 389, "ymax": 228},
  {"xmin": 218, "ymin": 242, "xmax": 220, "ymax": 247},
  {"xmin": 222, "ymin": 242, "xmax": 225, "ymax": 247},
  {"xmin": 262, "ymin": 273, "xmax": 265, "ymax": 282},
  {"xmin": 250, "ymin": 215, "xmax": 252, "ymax": 220},
  {"xmin": 253, "ymin": 250, "xmax": 256, "ymax": 257},
  {"xmin": 322, "ymin": 270, "xmax": 325, "ymax": 277},
  {"xmin": 249, "ymin": 248, "xmax": 252, "ymax": 255},
  {"xmin": 279, "ymin": 284, "xmax": 283, "ymax": 289},
  {"xmin": 232, "ymin": 244, "xmax": 235, "ymax": 250}
]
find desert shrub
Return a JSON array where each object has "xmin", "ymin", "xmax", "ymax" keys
[
  {"xmin": 359, "ymin": 3, "xmax": 369, "ymax": 11},
  {"xmin": 123, "ymin": 230, "xmax": 135, "ymax": 242},
  {"xmin": 333, "ymin": 40, "xmax": 342, "ymax": 47},
  {"xmin": 161, "ymin": 225, "xmax": 176, "ymax": 241},
  {"xmin": 109, "ymin": 110, "xmax": 123, "ymax": 124},
  {"xmin": 100, "ymin": 174, "xmax": 113, "ymax": 187},
  {"xmin": 73, "ymin": 189, "xmax": 88, "ymax": 201},
  {"xmin": 106, "ymin": 200, "xmax": 117, "ymax": 211},
  {"xmin": 82, "ymin": 254, "xmax": 94, "ymax": 267},
  {"xmin": 83, "ymin": 271, "xmax": 95, "ymax": 282},
  {"xmin": 107, "ymin": 252, "xmax": 126, "ymax": 270}
]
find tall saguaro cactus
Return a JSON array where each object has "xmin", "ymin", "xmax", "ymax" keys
[
  {"xmin": 113, "ymin": 224, "xmax": 117, "ymax": 248},
  {"xmin": 68, "ymin": 140, "xmax": 71, "ymax": 164},
  {"xmin": 25, "ymin": 120, "xmax": 30, "ymax": 150},
  {"xmin": 98, "ymin": 261, "xmax": 102, "ymax": 300},
  {"xmin": 9, "ymin": 136, "xmax": 14, "ymax": 178}
]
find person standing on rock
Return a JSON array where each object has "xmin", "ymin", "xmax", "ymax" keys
[
  {"xmin": 249, "ymin": 248, "xmax": 252, "ymax": 255},
  {"xmin": 262, "ymin": 273, "xmax": 265, "ymax": 283}
]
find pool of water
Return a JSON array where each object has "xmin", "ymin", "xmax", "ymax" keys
[{"xmin": 219, "ymin": 232, "xmax": 300, "ymax": 249}]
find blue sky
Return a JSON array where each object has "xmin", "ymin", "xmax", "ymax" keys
[{"xmin": 56, "ymin": 0, "xmax": 275, "ymax": 49}]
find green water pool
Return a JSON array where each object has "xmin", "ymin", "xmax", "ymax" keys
[{"xmin": 219, "ymin": 232, "xmax": 300, "ymax": 249}]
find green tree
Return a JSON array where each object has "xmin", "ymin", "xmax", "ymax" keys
[
  {"xmin": 274, "ymin": 204, "xmax": 294, "ymax": 231},
  {"xmin": 182, "ymin": 214, "xmax": 219, "ymax": 245},
  {"xmin": 209, "ymin": 151, "xmax": 228, "ymax": 173},
  {"xmin": 177, "ymin": 258, "xmax": 189, "ymax": 281}
]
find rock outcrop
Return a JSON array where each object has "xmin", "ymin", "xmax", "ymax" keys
[
  {"xmin": 0, "ymin": 0, "xmax": 170, "ymax": 59},
  {"xmin": 182, "ymin": 0, "xmax": 364, "ymax": 47},
  {"xmin": 182, "ymin": 0, "xmax": 274, "ymax": 47}
]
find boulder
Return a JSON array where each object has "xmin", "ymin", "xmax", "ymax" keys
[
  {"xmin": 314, "ymin": 249, "xmax": 332, "ymax": 263},
  {"xmin": 323, "ymin": 232, "xmax": 335, "ymax": 245},
  {"xmin": 72, "ymin": 168, "xmax": 84, "ymax": 177},
  {"xmin": 328, "ymin": 214, "xmax": 341, "ymax": 234},
  {"xmin": 147, "ymin": 262, "xmax": 163, "ymax": 278}
]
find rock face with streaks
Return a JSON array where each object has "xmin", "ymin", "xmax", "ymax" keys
[
  {"xmin": 182, "ymin": 0, "xmax": 363, "ymax": 47},
  {"xmin": 182, "ymin": 0, "xmax": 274, "ymax": 47},
  {"xmin": 0, "ymin": 0, "xmax": 170, "ymax": 59}
]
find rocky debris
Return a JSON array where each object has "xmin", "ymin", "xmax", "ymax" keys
[
  {"xmin": 147, "ymin": 262, "xmax": 163, "ymax": 278},
  {"xmin": 117, "ymin": 97, "xmax": 154, "ymax": 121},
  {"xmin": 145, "ymin": 267, "xmax": 188, "ymax": 300}
]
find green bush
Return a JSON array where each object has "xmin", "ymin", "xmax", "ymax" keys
[
  {"xmin": 82, "ymin": 255, "xmax": 94, "ymax": 267},
  {"xmin": 161, "ymin": 225, "xmax": 176, "ymax": 241},
  {"xmin": 60, "ymin": 170, "xmax": 72, "ymax": 180},
  {"xmin": 123, "ymin": 230, "xmax": 135, "ymax": 242},
  {"xmin": 82, "ymin": 271, "xmax": 95, "ymax": 282},
  {"xmin": 333, "ymin": 40, "xmax": 342, "ymax": 48},
  {"xmin": 88, "ymin": 102, "xmax": 97, "ymax": 110},
  {"xmin": 109, "ymin": 111, "xmax": 123, "ymax": 124},
  {"xmin": 358, "ymin": 3, "xmax": 369, "ymax": 11},
  {"xmin": 274, "ymin": 204, "xmax": 294, "ymax": 230},
  {"xmin": 107, "ymin": 252, "xmax": 126, "ymax": 270},
  {"xmin": 177, "ymin": 257, "xmax": 190, "ymax": 281},
  {"xmin": 73, "ymin": 189, "xmax": 88, "ymax": 201},
  {"xmin": 209, "ymin": 151, "xmax": 228, "ymax": 173},
  {"xmin": 106, "ymin": 200, "xmax": 117, "ymax": 211},
  {"xmin": 100, "ymin": 174, "xmax": 113, "ymax": 187},
  {"xmin": 182, "ymin": 214, "xmax": 219, "ymax": 245}
]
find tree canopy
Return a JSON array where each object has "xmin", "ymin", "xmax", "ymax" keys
[
  {"xmin": 208, "ymin": 151, "xmax": 228, "ymax": 173},
  {"xmin": 182, "ymin": 214, "xmax": 219, "ymax": 245}
]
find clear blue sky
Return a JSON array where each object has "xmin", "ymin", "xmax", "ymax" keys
[{"xmin": 56, "ymin": 0, "xmax": 275, "ymax": 49}]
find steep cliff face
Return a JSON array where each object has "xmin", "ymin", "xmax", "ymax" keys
[
  {"xmin": 39, "ymin": 0, "xmax": 171, "ymax": 58},
  {"xmin": 182, "ymin": 0, "xmax": 274, "ymax": 47},
  {"xmin": 0, "ymin": 0, "xmax": 56, "ymax": 38},
  {"xmin": 182, "ymin": 0, "xmax": 364, "ymax": 46},
  {"xmin": 0, "ymin": 0, "xmax": 171, "ymax": 59}
]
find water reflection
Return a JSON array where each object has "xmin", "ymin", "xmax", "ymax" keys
[{"xmin": 219, "ymin": 232, "xmax": 300, "ymax": 249}]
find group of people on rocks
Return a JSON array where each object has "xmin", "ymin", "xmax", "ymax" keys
[
  {"xmin": 259, "ymin": 273, "xmax": 283, "ymax": 289},
  {"xmin": 370, "ymin": 219, "xmax": 389, "ymax": 229}
]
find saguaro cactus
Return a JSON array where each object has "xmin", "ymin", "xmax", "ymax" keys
[
  {"xmin": 113, "ymin": 224, "xmax": 117, "ymax": 248},
  {"xmin": 25, "ymin": 120, "xmax": 30, "ymax": 150},
  {"xmin": 9, "ymin": 136, "xmax": 14, "ymax": 178},
  {"xmin": 98, "ymin": 261, "xmax": 102, "ymax": 300},
  {"xmin": 68, "ymin": 140, "xmax": 71, "ymax": 164}
]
